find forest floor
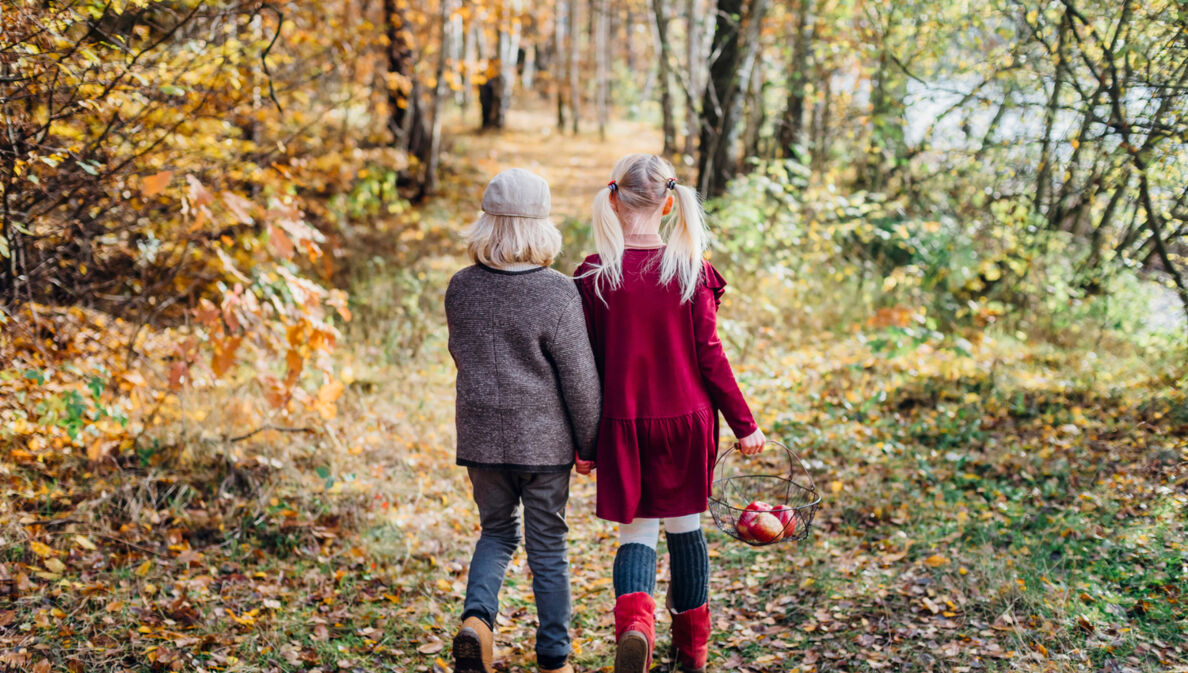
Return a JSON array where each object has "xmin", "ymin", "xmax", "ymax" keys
[{"xmin": 2, "ymin": 107, "xmax": 1186, "ymax": 673}]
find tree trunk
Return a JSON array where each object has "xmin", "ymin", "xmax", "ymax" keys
[
  {"xmin": 383, "ymin": 0, "xmax": 429, "ymax": 159},
  {"xmin": 1035, "ymin": 8, "xmax": 1069, "ymax": 214},
  {"xmin": 651, "ymin": 0, "xmax": 677, "ymax": 154},
  {"xmin": 523, "ymin": 43, "xmax": 537, "ymax": 91},
  {"xmin": 596, "ymin": 0, "xmax": 611, "ymax": 140},
  {"xmin": 777, "ymin": 0, "xmax": 812, "ymax": 160},
  {"xmin": 743, "ymin": 58, "xmax": 764, "ymax": 160},
  {"xmin": 858, "ymin": 48, "xmax": 905, "ymax": 192},
  {"xmin": 462, "ymin": 13, "xmax": 477, "ymax": 110},
  {"xmin": 423, "ymin": 0, "xmax": 454, "ymax": 197},
  {"xmin": 625, "ymin": 7, "xmax": 636, "ymax": 72},
  {"xmin": 498, "ymin": 0, "xmax": 523, "ymax": 125},
  {"xmin": 479, "ymin": 73, "xmax": 506, "ymax": 129},
  {"xmin": 568, "ymin": 0, "xmax": 580, "ymax": 133},
  {"xmin": 698, "ymin": 0, "xmax": 769, "ymax": 197},
  {"xmin": 556, "ymin": 0, "xmax": 568, "ymax": 129},
  {"xmin": 683, "ymin": 0, "xmax": 701, "ymax": 159}
]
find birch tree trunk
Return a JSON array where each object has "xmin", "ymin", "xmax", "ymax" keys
[
  {"xmin": 461, "ymin": 10, "xmax": 476, "ymax": 110},
  {"xmin": 423, "ymin": 0, "xmax": 454, "ymax": 197},
  {"xmin": 556, "ymin": 0, "xmax": 568, "ymax": 129},
  {"xmin": 498, "ymin": 0, "xmax": 523, "ymax": 125},
  {"xmin": 683, "ymin": 0, "xmax": 701, "ymax": 159},
  {"xmin": 596, "ymin": 0, "xmax": 610, "ymax": 140},
  {"xmin": 568, "ymin": 0, "xmax": 580, "ymax": 133}
]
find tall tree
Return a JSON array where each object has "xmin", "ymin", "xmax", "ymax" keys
[
  {"xmin": 777, "ymin": 0, "xmax": 813, "ymax": 160},
  {"xmin": 498, "ymin": 0, "xmax": 524, "ymax": 124},
  {"xmin": 856, "ymin": 4, "xmax": 906, "ymax": 192},
  {"xmin": 683, "ymin": 0, "xmax": 702, "ymax": 158},
  {"xmin": 384, "ymin": 0, "xmax": 430, "ymax": 159},
  {"xmin": 651, "ymin": 0, "xmax": 678, "ymax": 154},
  {"xmin": 596, "ymin": 0, "xmax": 611, "ymax": 140},
  {"xmin": 1035, "ymin": 7, "xmax": 1070, "ymax": 214},
  {"xmin": 424, "ymin": 0, "xmax": 455, "ymax": 197},
  {"xmin": 461, "ymin": 11, "xmax": 477, "ymax": 110},
  {"xmin": 568, "ymin": 0, "xmax": 581, "ymax": 133},
  {"xmin": 698, "ymin": 0, "xmax": 769, "ymax": 197},
  {"xmin": 742, "ymin": 58, "xmax": 765, "ymax": 160},
  {"xmin": 556, "ymin": 0, "xmax": 569, "ymax": 129}
]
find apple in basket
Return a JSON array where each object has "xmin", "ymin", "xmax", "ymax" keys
[
  {"xmin": 772, "ymin": 506, "xmax": 799, "ymax": 539},
  {"xmin": 736, "ymin": 501, "xmax": 784, "ymax": 543}
]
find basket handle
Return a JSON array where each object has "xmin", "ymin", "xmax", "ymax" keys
[{"xmin": 715, "ymin": 439, "xmax": 817, "ymax": 494}]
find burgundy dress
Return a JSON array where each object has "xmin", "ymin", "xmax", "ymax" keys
[{"xmin": 575, "ymin": 249, "xmax": 758, "ymax": 523}]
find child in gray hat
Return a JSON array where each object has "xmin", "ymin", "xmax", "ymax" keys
[{"xmin": 447, "ymin": 168, "xmax": 601, "ymax": 673}]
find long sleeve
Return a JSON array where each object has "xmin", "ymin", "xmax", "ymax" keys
[
  {"xmin": 548, "ymin": 294, "xmax": 603, "ymax": 460},
  {"xmin": 573, "ymin": 263, "xmax": 602, "ymax": 374},
  {"xmin": 691, "ymin": 263, "xmax": 758, "ymax": 438}
]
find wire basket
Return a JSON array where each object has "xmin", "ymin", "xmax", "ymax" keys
[{"xmin": 709, "ymin": 440, "xmax": 821, "ymax": 547}]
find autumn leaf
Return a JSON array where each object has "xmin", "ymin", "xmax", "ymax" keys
[
  {"xmin": 140, "ymin": 170, "xmax": 172, "ymax": 197},
  {"xmin": 269, "ymin": 224, "xmax": 295, "ymax": 260},
  {"xmin": 184, "ymin": 174, "xmax": 214, "ymax": 208},
  {"xmin": 417, "ymin": 639, "xmax": 444, "ymax": 655},
  {"xmin": 221, "ymin": 191, "xmax": 255, "ymax": 224},
  {"xmin": 211, "ymin": 335, "xmax": 243, "ymax": 378}
]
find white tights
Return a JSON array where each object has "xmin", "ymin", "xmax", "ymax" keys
[{"xmin": 618, "ymin": 514, "xmax": 701, "ymax": 549}]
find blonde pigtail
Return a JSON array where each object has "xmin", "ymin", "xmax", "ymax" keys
[
  {"xmin": 590, "ymin": 185, "xmax": 626, "ymax": 301},
  {"xmin": 660, "ymin": 182, "xmax": 708, "ymax": 303}
]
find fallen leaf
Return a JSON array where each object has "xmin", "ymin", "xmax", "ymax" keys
[
  {"xmin": 418, "ymin": 639, "xmax": 444, "ymax": 655},
  {"xmin": 923, "ymin": 554, "xmax": 949, "ymax": 567}
]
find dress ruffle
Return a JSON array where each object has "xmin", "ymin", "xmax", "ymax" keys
[
  {"xmin": 595, "ymin": 407, "xmax": 719, "ymax": 524},
  {"xmin": 702, "ymin": 261, "xmax": 727, "ymax": 307}
]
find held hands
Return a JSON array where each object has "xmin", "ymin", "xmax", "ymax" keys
[
  {"xmin": 575, "ymin": 452, "xmax": 596, "ymax": 475},
  {"xmin": 738, "ymin": 428, "xmax": 766, "ymax": 456}
]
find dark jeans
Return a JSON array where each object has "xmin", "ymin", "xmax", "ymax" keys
[{"xmin": 463, "ymin": 467, "xmax": 572, "ymax": 663}]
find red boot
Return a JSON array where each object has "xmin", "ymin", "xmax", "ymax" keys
[
  {"xmin": 669, "ymin": 600, "xmax": 710, "ymax": 673},
  {"xmin": 613, "ymin": 592, "xmax": 655, "ymax": 673}
]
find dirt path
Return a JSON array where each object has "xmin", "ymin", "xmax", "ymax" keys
[
  {"xmin": 376, "ymin": 107, "xmax": 667, "ymax": 673},
  {"xmin": 444, "ymin": 110, "xmax": 665, "ymax": 671},
  {"xmin": 443, "ymin": 107, "xmax": 664, "ymax": 223}
]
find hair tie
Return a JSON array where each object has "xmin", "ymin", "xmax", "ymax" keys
[
  {"xmin": 607, "ymin": 180, "xmax": 618, "ymax": 193},
  {"xmin": 665, "ymin": 177, "xmax": 677, "ymax": 191}
]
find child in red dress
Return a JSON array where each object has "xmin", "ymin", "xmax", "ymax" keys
[{"xmin": 574, "ymin": 154, "xmax": 765, "ymax": 673}]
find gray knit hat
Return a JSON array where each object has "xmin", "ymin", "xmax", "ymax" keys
[{"xmin": 481, "ymin": 168, "xmax": 551, "ymax": 219}]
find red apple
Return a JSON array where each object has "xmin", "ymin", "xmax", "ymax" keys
[
  {"xmin": 735, "ymin": 501, "xmax": 784, "ymax": 543},
  {"xmin": 772, "ymin": 506, "xmax": 799, "ymax": 539}
]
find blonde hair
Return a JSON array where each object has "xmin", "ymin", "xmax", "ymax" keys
[
  {"xmin": 590, "ymin": 153, "xmax": 707, "ymax": 302},
  {"xmin": 465, "ymin": 213, "xmax": 562, "ymax": 267}
]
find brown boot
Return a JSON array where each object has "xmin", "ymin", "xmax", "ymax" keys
[{"xmin": 453, "ymin": 616, "xmax": 494, "ymax": 673}]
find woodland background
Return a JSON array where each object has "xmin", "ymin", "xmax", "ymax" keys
[{"xmin": 1, "ymin": 0, "xmax": 1186, "ymax": 672}]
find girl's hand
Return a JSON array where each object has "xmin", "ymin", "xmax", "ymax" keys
[
  {"xmin": 738, "ymin": 428, "xmax": 766, "ymax": 456},
  {"xmin": 575, "ymin": 454, "xmax": 596, "ymax": 475}
]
